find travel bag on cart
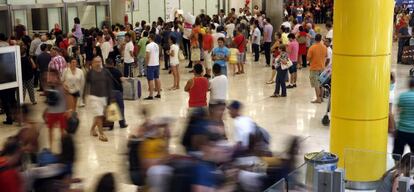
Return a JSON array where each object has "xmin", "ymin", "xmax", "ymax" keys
[
  {"xmin": 122, "ymin": 78, "xmax": 142, "ymax": 100},
  {"xmin": 319, "ymin": 63, "xmax": 332, "ymax": 85},
  {"xmin": 402, "ymin": 46, "xmax": 414, "ymax": 65}
]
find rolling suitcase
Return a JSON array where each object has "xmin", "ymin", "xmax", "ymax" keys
[{"xmin": 122, "ymin": 78, "xmax": 142, "ymax": 100}]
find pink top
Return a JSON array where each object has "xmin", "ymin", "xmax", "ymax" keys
[{"xmin": 288, "ymin": 40, "xmax": 299, "ymax": 62}]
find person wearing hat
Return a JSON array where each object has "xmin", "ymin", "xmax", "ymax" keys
[
  {"xmin": 48, "ymin": 46, "xmax": 67, "ymax": 77},
  {"xmin": 227, "ymin": 100, "xmax": 256, "ymax": 155}
]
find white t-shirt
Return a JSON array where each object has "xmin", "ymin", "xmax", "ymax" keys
[
  {"xmin": 234, "ymin": 116, "xmax": 256, "ymax": 148},
  {"xmin": 62, "ymin": 68, "xmax": 84, "ymax": 94},
  {"xmin": 253, "ymin": 28, "xmax": 261, "ymax": 45},
  {"xmin": 146, "ymin": 42, "xmax": 160, "ymax": 66},
  {"xmin": 124, "ymin": 41, "xmax": 135, "ymax": 63},
  {"xmin": 170, "ymin": 44, "xmax": 179, "ymax": 66},
  {"xmin": 226, "ymin": 23, "xmax": 236, "ymax": 38},
  {"xmin": 326, "ymin": 29, "xmax": 333, "ymax": 40},
  {"xmin": 212, "ymin": 32, "xmax": 226, "ymax": 48},
  {"xmin": 209, "ymin": 74, "xmax": 228, "ymax": 101},
  {"xmin": 327, "ymin": 46, "xmax": 333, "ymax": 66},
  {"xmin": 281, "ymin": 21, "xmax": 291, "ymax": 30}
]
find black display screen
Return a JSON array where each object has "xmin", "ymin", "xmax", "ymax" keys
[{"xmin": 0, "ymin": 52, "xmax": 16, "ymax": 84}]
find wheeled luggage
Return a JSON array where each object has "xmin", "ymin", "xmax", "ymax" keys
[{"xmin": 122, "ymin": 78, "xmax": 142, "ymax": 100}]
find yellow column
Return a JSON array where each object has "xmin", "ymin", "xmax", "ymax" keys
[{"xmin": 330, "ymin": 0, "xmax": 394, "ymax": 188}]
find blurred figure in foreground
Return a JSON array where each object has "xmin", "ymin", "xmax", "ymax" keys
[
  {"xmin": 392, "ymin": 78, "xmax": 414, "ymax": 160},
  {"xmin": 95, "ymin": 172, "xmax": 116, "ymax": 192},
  {"xmin": 376, "ymin": 153, "xmax": 413, "ymax": 192}
]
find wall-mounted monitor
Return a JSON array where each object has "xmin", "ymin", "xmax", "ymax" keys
[{"xmin": 0, "ymin": 46, "xmax": 23, "ymax": 103}]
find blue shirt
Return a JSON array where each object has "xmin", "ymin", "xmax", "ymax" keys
[
  {"xmin": 191, "ymin": 160, "xmax": 220, "ymax": 188},
  {"xmin": 398, "ymin": 90, "xmax": 414, "ymax": 133},
  {"xmin": 212, "ymin": 46, "xmax": 229, "ymax": 67},
  {"xmin": 308, "ymin": 29, "xmax": 316, "ymax": 46}
]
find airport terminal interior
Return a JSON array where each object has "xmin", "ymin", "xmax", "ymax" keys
[{"xmin": 0, "ymin": 0, "xmax": 413, "ymax": 191}]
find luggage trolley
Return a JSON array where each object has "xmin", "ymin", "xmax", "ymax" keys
[{"xmin": 319, "ymin": 64, "xmax": 332, "ymax": 126}]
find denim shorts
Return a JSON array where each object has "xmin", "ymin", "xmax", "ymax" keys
[
  {"xmin": 289, "ymin": 62, "xmax": 297, "ymax": 74},
  {"xmin": 147, "ymin": 65, "xmax": 160, "ymax": 80}
]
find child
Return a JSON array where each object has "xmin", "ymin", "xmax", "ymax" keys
[
  {"xmin": 45, "ymin": 69, "xmax": 68, "ymax": 150},
  {"xmin": 203, "ymin": 27, "xmax": 214, "ymax": 78},
  {"xmin": 229, "ymin": 45, "xmax": 239, "ymax": 76},
  {"xmin": 271, "ymin": 44, "xmax": 291, "ymax": 98},
  {"xmin": 267, "ymin": 33, "xmax": 282, "ymax": 84},
  {"xmin": 168, "ymin": 36, "xmax": 180, "ymax": 90}
]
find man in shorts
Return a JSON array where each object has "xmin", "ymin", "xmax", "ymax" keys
[
  {"xmin": 144, "ymin": 34, "xmax": 161, "ymax": 100},
  {"xmin": 287, "ymin": 33, "xmax": 299, "ymax": 89},
  {"xmin": 307, "ymin": 34, "xmax": 327, "ymax": 103},
  {"xmin": 233, "ymin": 28, "xmax": 246, "ymax": 74},
  {"xmin": 86, "ymin": 56, "xmax": 113, "ymax": 141}
]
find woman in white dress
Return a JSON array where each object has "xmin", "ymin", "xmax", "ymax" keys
[{"xmin": 62, "ymin": 58, "xmax": 85, "ymax": 112}]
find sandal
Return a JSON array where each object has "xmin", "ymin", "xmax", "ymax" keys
[
  {"xmin": 311, "ymin": 100, "xmax": 322, "ymax": 104},
  {"xmin": 90, "ymin": 130, "xmax": 98, "ymax": 137},
  {"xmin": 266, "ymin": 81, "xmax": 275, "ymax": 84},
  {"xmin": 98, "ymin": 134, "xmax": 108, "ymax": 142}
]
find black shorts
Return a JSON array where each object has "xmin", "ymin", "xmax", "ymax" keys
[{"xmin": 289, "ymin": 62, "xmax": 297, "ymax": 74}]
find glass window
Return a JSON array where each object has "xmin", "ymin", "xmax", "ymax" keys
[
  {"xmin": 194, "ymin": 0, "xmax": 206, "ymax": 16},
  {"xmin": 13, "ymin": 10, "xmax": 27, "ymax": 27},
  {"xmin": 207, "ymin": 0, "xmax": 218, "ymax": 16},
  {"xmin": 77, "ymin": 5, "xmax": 96, "ymax": 29},
  {"xmin": 132, "ymin": 0, "xmax": 149, "ymax": 25},
  {"xmin": 96, "ymin": 5, "xmax": 106, "ymax": 29},
  {"xmin": 149, "ymin": 0, "xmax": 164, "ymax": 23},
  {"xmin": 37, "ymin": 0, "xmax": 62, "ymax": 3},
  {"xmin": 8, "ymin": 0, "xmax": 36, "ymax": 4},
  {"xmin": 180, "ymin": 0, "xmax": 193, "ymax": 15},
  {"xmin": 67, "ymin": 7, "xmax": 77, "ymax": 30},
  {"xmin": 48, "ymin": 8, "xmax": 62, "ymax": 31}
]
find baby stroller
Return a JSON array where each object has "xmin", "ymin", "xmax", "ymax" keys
[{"xmin": 319, "ymin": 64, "xmax": 332, "ymax": 126}]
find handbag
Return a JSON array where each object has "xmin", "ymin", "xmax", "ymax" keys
[
  {"xmin": 191, "ymin": 48, "xmax": 201, "ymax": 62},
  {"xmin": 106, "ymin": 102, "xmax": 122, "ymax": 122},
  {"xmin": 281, "ymin": 59, "xmax": 293, "ymax": 70},
  {"xmin": 178, "ymin": 50, "xmax": 185, "ymax": 61}
]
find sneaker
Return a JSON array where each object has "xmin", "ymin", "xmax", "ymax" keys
[
  {"xmin": 32, "ymin": 102, "xmax": 37, "ymax": 105},
  {"xmin": 120, "ymin": 124, "xmax": 128, "ymax": 128},
  {"xmin": 293, "ymin": 84, "xmax": 297, "ymax": 88},
  {"xmin": 185, "ymin": 65, "xmax": 192, "ymax": 68},
  {"xmin": 286, "ymin": 85, "xmax": 294, "ymax": 89},
  {"xmin": 143, "ymin": 96, "xmax": 154, "ymax": 100},
  {"xmin": 155, "ymin": 94, "xmax": 161, "ymax": 99}
]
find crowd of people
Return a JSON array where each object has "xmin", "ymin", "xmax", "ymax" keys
[{"xmin": 0, "ymin": 1, "xmax": 413, "ymax": 191}]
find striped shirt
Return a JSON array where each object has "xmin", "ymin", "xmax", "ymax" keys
[
  {"xmin": 398, "ymin": 90, "xmax": 414, "ymax": 133},
  {"xmin": 49, "ymin": 55, "xmax": 67, "ymax": 75}
]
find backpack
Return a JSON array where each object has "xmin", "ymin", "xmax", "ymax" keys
[
  {"xmin": 45, "ymin": 88, "xmax": 60, "ymax": 106},
  {"xmin": 250, "ymin": 124, "xmax": 272, "ymax": 156},
  {"xmin": 297, "ymin": 35, "xmax": 307, "ymax": 44},
  {"xmin": 66, "ymin": 112, "xmax": 79, "ymax": 134},
  {"xmin": 37, "ymin": 148, "xmax": 58, "ymax": 167}
]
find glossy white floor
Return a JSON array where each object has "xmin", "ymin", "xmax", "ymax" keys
[{"xmin": 0, "ymin": 43, "xmax": 412, "ymax": 191}]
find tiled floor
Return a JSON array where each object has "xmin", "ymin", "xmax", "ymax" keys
[{"xmin": 0, "ymin": 43, "xmax": 412, "ymax": 191}]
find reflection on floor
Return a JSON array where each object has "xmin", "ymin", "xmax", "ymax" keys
[{"xmin": 0, "ymin": 48, "xmax": 412, "ymax": 191}]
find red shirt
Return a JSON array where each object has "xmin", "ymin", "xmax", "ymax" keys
[
  {"xmin": 189, "ymin": 77, "xmax": 209, "ymax": 107},
  {"xmin": 233, "ymin": 34, "xmax": 245, "ymax": 53},
  {"xmin": 203, "ymin": 34, "xmax": 213, "ymax": 51},
  {"xmin": 0, "ymin": 157, "xmax": 23, "ymax": 192}
]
